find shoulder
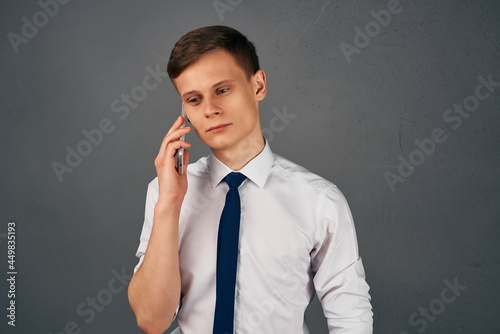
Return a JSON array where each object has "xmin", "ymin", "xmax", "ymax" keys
[
  {"xmin": 271, "ymin": 153, "xmax": 344, "ymax": 201},
  {"xmin": 187, "ymin": 155, "xmax": 209, "ymax": 177}
]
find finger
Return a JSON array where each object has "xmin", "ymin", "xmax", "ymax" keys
[
  {"xmin": 157, "ymin": 126, "xmax": 191, "ymax": 157},
  {"xmin": 166, "ymin": 115, "xmax": 185, "ymax": 136},
  {"xmin": 169, "ymin": 125, "xmax": 191, "ymax": 141},
  {"xmin": 154, "ymin": 140, "xmax": 191, "ymax": 170},
  {"xmin": 162, "ymin": 140, "xmax": 192, "ymax": 164},
  {"xmin": 165, "ymin": 126, "xmax": 191, "ymax": 145},
  {"xmin": 160, "ymin": 127, "xmax": 191, "ymax": 156}
]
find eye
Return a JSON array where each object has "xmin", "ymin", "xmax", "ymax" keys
[
  {"xmin": 216, "ymin": 88, "xmax": 229, "ymax": 95},
  {"xmin": 187, "ymin": 97, "xmax": 200, "ymax": 104}
]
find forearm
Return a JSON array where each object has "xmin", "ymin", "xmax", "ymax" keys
[{"xmin": 128, "ymin": 202, "xmax": 182, "ymax": 333}]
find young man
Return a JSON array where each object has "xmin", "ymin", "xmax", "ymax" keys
[{"xmin": 128, "ymin": 26, "xmax": 373, "ymax": 334}]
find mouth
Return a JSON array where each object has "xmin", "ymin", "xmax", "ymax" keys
[{"xmin": 207, "ymin": 123, "xmax": 232, "ymax": 132}]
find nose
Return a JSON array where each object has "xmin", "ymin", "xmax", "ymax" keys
[{"xmin": 203, "ymin": 96, "xmax": 221, "ymax": 118}]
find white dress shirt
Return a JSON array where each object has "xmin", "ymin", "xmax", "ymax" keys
[{"xmin": 134, "ymin": 139, "xmax": 373, "ymax": 333}]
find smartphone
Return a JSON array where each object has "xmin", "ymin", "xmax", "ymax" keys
[{"xmin": 176, "ymin": 103, "xmax": 186, "ymax": 174}]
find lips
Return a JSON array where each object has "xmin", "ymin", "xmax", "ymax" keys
[{"xmin": 207, "ymin": 123, "xmax": 231, "ymax": 132}]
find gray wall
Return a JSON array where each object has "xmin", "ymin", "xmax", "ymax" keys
[{"xmin": 1, "ymin": 0, "xmax": 499, "ymax": 333}]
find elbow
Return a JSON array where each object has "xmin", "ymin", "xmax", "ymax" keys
[
  {"xmin": 129, "ymin": 288, "xmax": 175, "ymax": 334},
  {"xmin": 135, "ymin": 315, "xmax": 171, "ymax": 334},
  {"xmin": 128, "ymin": 276, "xmax": 178, "ymax": 333}
]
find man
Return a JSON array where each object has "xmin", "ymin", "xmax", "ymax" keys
[{"xmin": 128, "ymin": 25, "xmax": 373, "ymax": 334}]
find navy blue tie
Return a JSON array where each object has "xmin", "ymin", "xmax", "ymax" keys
[{"xmin": 213, "ymin": 172, "xmax": 247, "ymax": 334}]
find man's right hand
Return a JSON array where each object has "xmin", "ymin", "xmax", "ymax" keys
[
  {"xmin": 129, "ymin": 115, "xmax": 189, "ymax": 333},
  {"xmin": 154, "ymin": 115, "xmax": 192, "ymax": 206}
]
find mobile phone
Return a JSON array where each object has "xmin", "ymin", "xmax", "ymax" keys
[{"xmin": 176, "ymin": 103, "xmax": 186, "ymax": 174}]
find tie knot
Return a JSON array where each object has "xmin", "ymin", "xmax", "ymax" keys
[{"xmin": 224, "ymin": 172, "xmax": 246, "ymax": 189}]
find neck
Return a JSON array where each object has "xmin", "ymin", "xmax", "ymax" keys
[{"xmin": 212, "ymin": 135, "xmax": 265, "ymax": 171}]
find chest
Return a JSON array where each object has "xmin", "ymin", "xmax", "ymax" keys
[{"xmin": 178, "ymin": 185, "xmax": 318, "ymax": 278}]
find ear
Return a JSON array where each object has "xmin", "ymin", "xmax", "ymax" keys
[{"xmin": 252, "ymin": 69, "xmax": 267, "ymax": 101}]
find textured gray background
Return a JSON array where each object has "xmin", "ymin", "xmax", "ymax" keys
[{"xmin": 1, "ymin": 0, "xmax": 499, "ymax": 333}]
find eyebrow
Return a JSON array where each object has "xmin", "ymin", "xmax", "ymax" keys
[{"xmin": 181, "ymin": 79, "xmax": 236, "ymax": 99}]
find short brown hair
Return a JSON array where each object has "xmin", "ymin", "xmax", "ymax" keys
[{"xmin": 167, "ymin": 25, "xmax": 260, "ymax": 81}]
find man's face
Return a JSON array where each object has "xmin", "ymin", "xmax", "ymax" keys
[{"xmin": 174, "ymin": 49, "xmax": 266, "ymax": 154}]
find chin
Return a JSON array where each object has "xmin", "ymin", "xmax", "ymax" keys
[{"xmin": 204, "ymin": 136, "xmax": 238, "ymax": 151}]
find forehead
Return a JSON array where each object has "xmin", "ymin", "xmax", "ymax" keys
[{"xmin": 174, "ymin": 49, "xmax": 247, "ymax": 95}]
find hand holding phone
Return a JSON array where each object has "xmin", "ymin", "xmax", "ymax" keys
[{"xmin": 154, "ymin": 107, "xmax": 191, "ymax": 205}]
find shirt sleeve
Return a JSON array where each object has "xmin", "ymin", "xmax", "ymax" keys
[{"xmin": 310, "ymin": 186, "xmax": 373, "ymax": 333}]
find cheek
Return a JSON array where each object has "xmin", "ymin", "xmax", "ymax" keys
[
  {"xmin": 235, "ymin": 93, "xmax": 259, "ymax": 121},
  {"xmin": 192, "ymin": 127, "xmax": 203, "ymax": 139}
]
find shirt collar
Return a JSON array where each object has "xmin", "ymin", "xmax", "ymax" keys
[{"xmin": 208, "ymin": 138, "xmax": 274, "ymax": 189}]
